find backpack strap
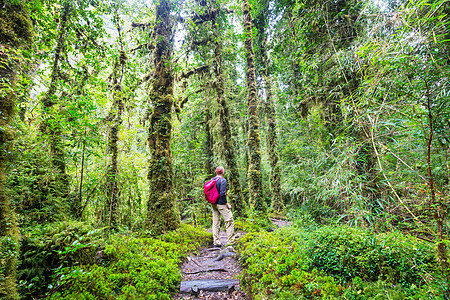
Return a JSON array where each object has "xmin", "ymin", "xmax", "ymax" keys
[{"xmin": 215, "ymin": 177, "xmax": 225, "ymax": 194}]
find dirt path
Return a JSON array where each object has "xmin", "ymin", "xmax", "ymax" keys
[
  {"xmin": 175, "ymin": 219, "xmax": 291, "ymax": 299},
  {"xmin": 174, "ymin": 230, "xmax": 247, "ymax": 299}
]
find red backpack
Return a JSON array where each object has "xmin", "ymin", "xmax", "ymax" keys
[{"xmin": 204, "ymin": 178, "xmax": 220, "ymax": 204}]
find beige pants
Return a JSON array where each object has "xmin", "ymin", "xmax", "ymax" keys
[{"xmin": 211, "ymin": 204, "xmax": 235, "ymax": 245}]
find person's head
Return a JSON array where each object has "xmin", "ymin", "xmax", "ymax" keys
[{"xmin": 215, "ymin": 166, "xmax": 225, "ymax": 176}]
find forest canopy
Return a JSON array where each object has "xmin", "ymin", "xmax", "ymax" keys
[{"xmin": 0, "ymin": 0, "xmax": 448, "ymax": 298}]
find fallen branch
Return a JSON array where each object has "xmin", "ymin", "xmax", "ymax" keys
[
  {"xmin": 205, "ymin": 247, "xmax": 221, "ymax": 252},
  {"xmin": 211, "ymin": 252, "xmax": 236, "ymax": 262},
  {"xmin": 269, "ymin": 217, "xmax": 286, "ymax": 222},
  {"xmin": 180, "ymin": 279, "xmax": 239, "ymax": 293},
  {"xmin": 178, "ymin": 198, "xmax": 194, "ymax": 202},
  {"xmin": 131, "ymin": 22, "xmax": 152, "ymax": 29},
  {"xmin": 130, "ymin": 43, "xmax": 155, "ymax": 53},
  {"xmin": 187, "ymin": 256, "xmax": 202, "ymax": 267}
]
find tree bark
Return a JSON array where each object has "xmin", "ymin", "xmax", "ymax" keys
[
  {"xmin": 253, "ymin": 0, "xmax": 283, "ymax": 212},
  {"xmin": 105, "ymin": 59, "xmax": 124, "ymax": 230},
  {"xmin": 242, "ymin": 0, "xmax": 264, "ymax": 212},
  {"xmin": 210, "ymin": 0, "xmax": 246, "ymax": 216},
  {"xmin": 104, "ymin": 9, "xmax": 126, "ymax": 230},
  {"xmin": 146, "ymin": 0, "xmax": 180, "ymax": 234},
  {"xmin": 204, "ymin": 98, "xmax": 215, "ymax": 176},
  {"xmin": 0, "ymin": 1, "xmax": 32, "ymax": 298},
  {"xmin": 264, "ymin": 77, "xmax": 284, "ymax": 212},
  {"xmin": 40, "ymin": 1, "xmax": 71, "ymax": 202},
  {"xmin": 424, "ymin": 78, "xmax": 448, "ymax": 272},
  {"xmin": 73, "ymin": 128, "xmax": 86, "ymax": 219}
]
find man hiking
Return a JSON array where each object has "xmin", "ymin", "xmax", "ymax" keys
[{"xmin": 210, "ymin": 166, "xmax": 235, "ymax": 247}]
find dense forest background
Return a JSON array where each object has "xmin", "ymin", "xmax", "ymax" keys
[{"xmin": 0, "ymin": 0, "xmax": 449, "ymax": 299}]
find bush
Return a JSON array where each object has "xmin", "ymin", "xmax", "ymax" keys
[
  {"xmin": 234, "ymin": 212, "xmax": 274, "ymax": 233},
  {"xmin": 9, "ymin": 143, "xmax": 69, "ymax": 226},
  {"xmin": 160, "ymin": 223, "xmax": 213, "ymax": 252},
  {"xmin": 307, "ymin": 226, "xmax": 435, "ymax": 287},
  {"xmin": 47, "ymin": 224, "xmax": 211, "ymax": 299},
  {"xmin": 18, "ymin": 221, "xmax": 104, "ymax": 299},
  {"xmin": 237, "ymin": 221, "xmax": 442, "ymax": 299},
  {"xmin": 237, "ymin": 227, "xmax": 343, "ymax": 299},
  {"xmin": 49, "ymin": 238, "xmax": 181, "ymax": 300}
]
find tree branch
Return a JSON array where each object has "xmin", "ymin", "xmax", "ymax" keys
[{"xmin": 180, "ymin": 65, "xmax": 209, "ymax": 79}]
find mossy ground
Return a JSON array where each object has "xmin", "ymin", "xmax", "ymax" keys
[
  {"xmin": 236, "ymin": 213, "xmax": 447, "ymax": 299},
  {"xmin": 18, "ymin": 222, "xmax": 212, "ymax": 299}
]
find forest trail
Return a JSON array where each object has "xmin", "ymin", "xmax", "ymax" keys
[{"xmin": 175, "ymin": 219, "xmax": 292, "ymax": 299}]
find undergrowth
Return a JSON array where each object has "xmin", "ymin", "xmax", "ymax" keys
[
  {"xmin": 236, "ymin": 214, "xmax": 447, "ymax": 299},
  {"xmin": 18, "ymin": 222, "xmax": 212, "ymax": 299}
]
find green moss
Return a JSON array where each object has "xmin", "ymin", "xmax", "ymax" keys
[
  {"xmin": 242, "ymin": 0, "xmax": 263, "ymax": 213},
  {"xmin": 0, "ymin": 2, "xmax": 32, "ymax": 298},
  {"xmin": 146, "ymin": 0, "xmax": 181, "ymax": 235},
  {"xmin": 0, "ymin": 1, "xmax": 33, "ymax": 46},
  {"xmin": 237, "ymin": 223, "xmax": 443, "ymax": 299},
  {"xmin": 18, "ymin": 221, "xmax": 104, "ymax": 298},
  {"xmin": 46, "ymin": 224, "xmax": 211, "ymax": 299}
]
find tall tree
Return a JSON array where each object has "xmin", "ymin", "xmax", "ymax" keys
[
  {"xmin": 254, "ymin": 0, "xmax": 283, "ymax": 211},
  {"xmin": 104, "ymin": 7, "xmax": 127, "ymax": 230},
  {"xmin": 242, "ymin": 0, "xmax": 264, "ymax": 211},
  {"xmin": 38, "ymin": 1, "xmax": 71, "ymax": 213},
  {"xmin": 204, "ymin": 95, "xmax": 215, "ymax": 176},
  {"xmin": 146, "ymin": 0, "xmax": 181, "ymax": 234},
  {"xmin": 0, "ymin": 1, "xmax": 32, "ymax": 298},
  {"xmin": 210, "ymin": 0, "xmax": 246, "ymax": 216},
  {"xmin": 180, "ymin": 0, "xmax": 246, "ymax": 216}
]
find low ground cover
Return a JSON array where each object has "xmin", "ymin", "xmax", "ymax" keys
[
  {"xmin": 18, "ymin": 222, "xmax": 212, "ymax": 299},
  {"xmin": 237, "ymin": 214, "xmax": 446, "ymax": 299}
]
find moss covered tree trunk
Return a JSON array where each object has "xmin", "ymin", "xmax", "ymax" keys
[
  {"xmin": 253, "ymin": 0, "xmax": 283, "ymax": 212},
  {"xmin": 0, "ymin": 1, "xmax": 32, "ymax": 298},
  {"xmin": 204, "ymin": 100, "xmax": 214, "ymax": 176},
  {"xmin": 210, "ymin": 1, "xmax": 246, "ymax": 216},
  {"xmin": 242, "ymin": 0, "xmax": 264, "ymax": 212},
  {"xmin": 39, "ymin": 1, "xmax": 71, "ymax": 203},
  {"xmin": 104, "ymin": 11, "xmax": 126, "ymax": 230},
  {"xmin": 105, "ymin": 58, "xmax": 125, "ymax": 230},
  {"xmin": 146, "ymin": 0, "xmax": 180, "ymax": 234},
  {"xmin": 264, "ymin": 77, "xmax": 283, "ymax": 212}
]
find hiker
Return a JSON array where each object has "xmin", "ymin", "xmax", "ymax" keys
[{"xmin": 211, "ymin": 166, "xmax": 235, "ymax": 247}]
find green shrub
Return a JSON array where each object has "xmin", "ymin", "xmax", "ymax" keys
[
  {"xmin": 160, "ymin": 222, "xmax": 212, "ymax": 252},
  {"xmin": 235, "ymin": 213, "xmax": 273, "ymax": 233},
  {"xmin": 307, "ymin": 226, "xmax": 435, "ymax": 287},
  {"xmin": 237, "ymin": 227, "xmax": 343, "ymax": 299},
  {"xmin": 340, "ymin": 278, "xmax": 408, "ymax": 300},
  {"xmin": 18, "ymin": 221, "xmax": 104, "ymax": 299},
  {"xmin": 49, "ymin": 238, "xmax": 181, "ymax": 300},
  {"xmin": 237, "ymin": 223, "xmax": 441, "ymax": 299},
  {"xmin": 9, "ymin": 144, "xmax": 69, "ymax": 226},
  {"xmin": 47, "ymin": 224, "xmax": 211, "ymax": 299}
]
